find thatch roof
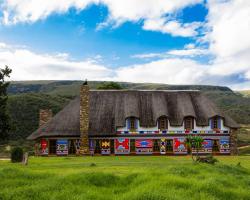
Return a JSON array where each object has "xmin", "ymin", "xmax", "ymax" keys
[{"xmin": 27, "ymin": 90, "xmax": 239, "ymax": 140}]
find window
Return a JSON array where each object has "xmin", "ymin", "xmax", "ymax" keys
[
  {"xmin": 184, "ymin": 117, "xmax": 194, "ymax": 130},
  {"xmin": 212, "ymin": 117, "xmax": 220, "ymax": 129},
  {"xmin": 130, "ymin": 118, "xmax": 135, "ymax": 129},
  {"xmin": 128, "ymin": 117, "xmax": 137, "ymax": 130},
  {"xmin": 158, "ymin": 117, "xmax": 168, "ymax": 130}
]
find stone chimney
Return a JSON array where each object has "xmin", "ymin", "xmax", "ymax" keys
[
  {"xmin": 79, "ymin": 80, "xmax": 90, "ymax": 154},
  {"xmin": 39, "ymin": 109, "xmax": 53, "ymax": 127}
]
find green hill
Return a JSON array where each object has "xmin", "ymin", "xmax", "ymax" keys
[
  {"xmin": 4, "ymin": 81, "xmax": 250, "ymax": 147},
  {"xmin": 8, "ymin": 80, "xmax": 232, "ymax": 96}
]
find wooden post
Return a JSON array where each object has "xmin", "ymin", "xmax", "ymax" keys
[
  {"xmin": 230, "ymin": 128, "xmax": 238, "ymax": 155},
  {"xmin": 22, "ymin": 152, "xmax": 29, "ymax": 165}
]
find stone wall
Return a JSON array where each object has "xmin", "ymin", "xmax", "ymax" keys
[
  {"xmin": 79, "ymin": 83, "xmax": 90, "ymax": 154},
  {"xmin": 230, "ymin": 128, "xmax": 238, "ymax": 155},
  {"xmin": 39, "ymin": 109, "xmax": 53, "ymax": 127}
]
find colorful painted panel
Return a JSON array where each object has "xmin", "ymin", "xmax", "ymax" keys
[
  {"xmin": 135, "ymin": 139, "xmax": 153, "ymax": 154},
  {"xmin": 40, "ymin": 139, "xmax": 48, "ymax": 155},
  {"xmin": 203, "ymin": 140, "xmax": 213, "ymax": 153},
  {"xmin": 160, "ymin": 138, "xmax": 166, "ymax": 154},
  {"xmin": 56, "ymin": 140, "xmax": 68, "ymax": 155},
  {"xmin": 115, "ymin": 138, "xmax": 130, "ymax": 154},
  {"xmin": 135, "ymin": 139, "xmax": 153, "ymax": 148},
  {"xmin": 220, "ymin": 139, "xmax": 230, "ymax": 154},
  {"xmin": 173, "ymin": 138, "xmax": 187, "ymax": 154},
  {"xmin": 192, "ymin": 139, "xmax": 213, "ymax": 153},
  {"xmin": 101, "ymin": 139, "xmax": 110, "ymax": 154}
]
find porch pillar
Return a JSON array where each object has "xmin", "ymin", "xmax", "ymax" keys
[{"xmin": 230, "ymin": 128, "xmax": 238, "ymax": 155}]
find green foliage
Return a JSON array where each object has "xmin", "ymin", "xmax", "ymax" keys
[
  {"xmin": 0, "ymin": 66, "xmax": 12, "ymax": 142},
  {"xmin": 0, "ymin": 156, "xmax": 250, "ymax": 200},
  {"xmin": 11, "ymin": 147, "xmax": 23, "ymax": 163},
  {"xmin": 185, "ymin": 136, "xmax": 204, "ymax": 162},
  {"xmin": 97, "ymin": 82, "xmax": 123, "ymax": 90},
  {"xmin": 7, "ymin": 93, "xmax": 71, "ymax": 140},
  {"xmin": 204, "ymin": 91, "xmax": 250, "ymax": 124},
  {"xmin": 197, "ymin": 155, "xmax": 218, "ymax": 164},
  {"xmin": 239, "ymin": 146, "xmax": 250, "ymax": 155}
]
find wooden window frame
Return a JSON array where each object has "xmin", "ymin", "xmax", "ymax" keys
[
  {"xmin": 212, "ymin": 117, "xmax": 219, "ymax": 129},
  {"xmin": 130, "ymin": 118, "xmax": 135, "ymax": 129},
  {"xmin": 158, "ymin": 117, "xmax": 168, "ymax": 130},
  {"xmin": 129, "ymin": 117, "xmax": 137, "ymax": 130},
  {"xmin": 184, "ymin": 117, "xmax": 194, "ymax": 130}
]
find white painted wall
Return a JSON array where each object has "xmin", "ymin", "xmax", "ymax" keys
[{"xmin": 117, "ymin": 118, "xmax": 230, "ymax": 132}]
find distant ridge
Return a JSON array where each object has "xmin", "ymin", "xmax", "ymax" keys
[{"xmin": 8, "ymin": 80, "xmax": 232, "ymax": 95}]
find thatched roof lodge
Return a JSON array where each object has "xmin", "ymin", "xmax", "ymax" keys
[{"xmin": 28, "ymin": 83, "xmax": 239, "ymax": 156}]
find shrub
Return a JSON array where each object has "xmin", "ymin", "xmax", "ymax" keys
[
  {"xmin": 11, "ymin": 147, "xmax": 23, "ymax": 163},
  {"xmin": 197, "ymin": 155, "xmax": 218, "ymax": 164},
  {"xmin": 90, "ymin": 163, "xmax": 96, "ymax": 167},
  {"xmin": 97, "ymin": 82, "xmax": 123, "ymax": 90}
]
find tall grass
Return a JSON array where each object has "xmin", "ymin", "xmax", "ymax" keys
[{"xmin": 0, "ymin": 156, "xmax": 250, "ymax": 200}]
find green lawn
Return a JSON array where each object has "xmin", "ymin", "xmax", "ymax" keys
[{"xmin": 0, "ymin": 156, "xmax": 250, "ymax": 200}]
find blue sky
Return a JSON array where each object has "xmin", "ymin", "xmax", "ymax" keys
[{"xmin": 0, "ymin": 0, "xmax": 250, "ymax": 89}]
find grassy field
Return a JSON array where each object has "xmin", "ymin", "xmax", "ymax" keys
[{"xmin": 0, "ymin": 156, "xmax": 250, "ymax": 200}]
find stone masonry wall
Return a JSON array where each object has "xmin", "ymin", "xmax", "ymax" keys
[
  {"xmin": 39, "ymin": 109, "xmax": 53, "ymax": 127},
  {"xmin": 79, "ymin": 83, "xmax": 90, "ymax": 154}
]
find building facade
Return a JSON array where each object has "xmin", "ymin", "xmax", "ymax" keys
[{"xmin": 28, "ymin": 83, "xmax": 239, "ymax": 156}]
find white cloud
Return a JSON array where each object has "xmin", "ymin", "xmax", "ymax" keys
[
  {"xmin": 206, "ymin": 0, "xmax": 250, "ymax": 58},
  {"xmin": 1, "ymin": 0, "xmax": 201, "ymax": 24},
  {"xmin": 184, "ymin": 43, "xmax": 195, "ymax": 49},
  {"xmin": 132, "ymin": 46, "xmax": 209, "ymax": 59},
  {"xmin": 1, "ymin": 0, "xmax": 202, "ymax": 37},
  {"xmin": 0, "ymin": 42, "xmax": 112, "ymax": 80},
  {"xmin": 205, "ymin": 0, "xmax": 250, "ymax": 83},
  {"xmin": 167, "ymin": 48, "xmax": 208, "ymax": 57},
  {"xmin": 102, "ymin": 0, "xmax": 201, "ymax": 23},
  {"xmin": 114, "ymin": 58, "xmax": 208, "ymax": 84},
  {"xmin": 0, "ymin": 41, "xmax": 249, "ymax": 89},
  {"xmin": 143, "ymin": 19, "xmax": 202, "ymax": 37},
  {"xmin": 1, "ymin": 0, "xmax": 99, "ymax": 24}
]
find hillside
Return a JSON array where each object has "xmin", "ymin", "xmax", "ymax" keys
[
  {"xmin": 5, "ymin": 81, "xmax": 250, "ymax": 147},
  {"xmin": 8, "ymin": 80, "xmax": 232, "ymax": 96},
  {"xmin": 239, "ymin": 90, "xmax": 250, "ymax": 98}
]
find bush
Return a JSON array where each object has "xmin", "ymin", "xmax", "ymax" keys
[
  {"xmin": 11, "ymin": 147, "xmax": 23, "ymax": 163},
  {"xmin": 97, "ymin": 82, "xmax": 123, "ymax": 90},
  {"xmin": 197, "ymin": 154, "xmax": 218, "ymax": 164}
]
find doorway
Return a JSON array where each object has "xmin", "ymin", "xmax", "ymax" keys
[{"xmin": 49, "ymin": 140, "xmax": 57, "ymax": 155}]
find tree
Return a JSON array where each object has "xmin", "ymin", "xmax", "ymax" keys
[
  {"xmin": 97, "ymin": 82, "xmax": 123, "ymax": 90},
  {"xmin": 185, "ymin": 135, "xmax": 204, "ymax": 162},
  {"xmin": 0, "ymin": 65, "xmax": 12, "ymax": 141}
]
